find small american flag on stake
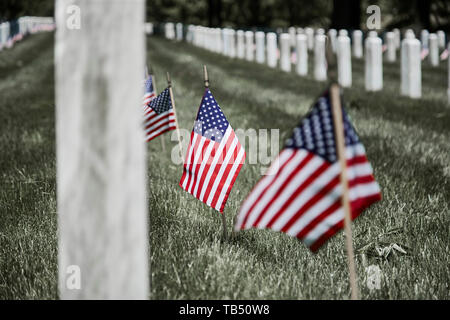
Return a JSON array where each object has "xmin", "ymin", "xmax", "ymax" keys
[
  {"xmin": 143, "ymin": 84, "xmax": 177, "ymax": 142},
  {"xmin": 179, "ymin": 88, "xmax": 245, "ymax": 213},
  {"xmin": 235, "ymin": 89, "xmax": 381, "ymax": 252}
]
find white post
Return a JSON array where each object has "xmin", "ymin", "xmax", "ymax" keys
[
  {"xmin": 255, "ymin": 31, "xmax": 265, "ymax": 64},
  {"xmin": 352, "ymin": 30, "xmax": 363, "ymax": 58},
  {"xmin": 428, "ymin": 33, "xmax": 439, "ymax": 67},
  {"xmin": 245, "ymin": 31, "xmax": 254, "ymax": 61},
  {"xmin": 437, "ymin": 30, "xmax": 445, "ymax": 49},
  {"xmin": 386, "ymin": 31, "xmax": 396, "ymax": 62},
  {"xmin": 296, "ymin": 34, "xmax": 308, "ymax": 76},
  {"xmin": 393, "ymin": 28, "xmax": 401, "ymax": 49},
  {"xmin": 314, "ymin": 34, "xmax": 327, "ymax": 81},
  {"xmin": 401, "ymin": 33, "xmax": 421, "ymax": 99},
  {"xmin": 237, "ymin": 30, "xmax": 245, "ymax": 59},
  {"xmin": 176, "ymin": 23, "xmax": 183, "ymax": 41},
  {"xmin": 339, "ymin": 29, "xmax": 348, "ymax": 37},
  {"xmin": 266, "ymin": 32, "xmax": 277, "ymax": 68},
  {"xmin": 288, "ymin": 26, "xmax": 296, "ymax": 46},
  {"xmin": 229, "ymin": 29, "xmax": 236, "ymax": 58},
  {"xmin": 221, "ymin": 28, "xmax": 228, "ymax": 56},
  {"xmin": 280, "ymin": 33, "xmax": 291, "ymax": 72},
  {"xmin": 365, "ymin": 32, "xmax": 383, "ymax": 91},
  {"xmin": 337, "ymin": 33, "xmax": 352, "ymax": 87},
  {"xmin": 305, "ymin": 27, "xmax": 314, "ymax": 50},
  {"xmin": 55, "ymin": 0, "xmax": 148, "ymax": 299},
  {"xmin": 405, "ymin": 29, "xmax": 415, "ymax": 40},
  {"xmin": 420, "ymin": 29, "xmax": 429, "ymax": 50},
  {"xmin": 328, "ymin": 28, "xmax": 337, "ymax": 53},
  {"xmin": 316, "ymin": 28, "xmax": 325, "ymax": 36},
  {"xmin": 448, "ymin": 43, "xmax": 450, "ymax": 104}
]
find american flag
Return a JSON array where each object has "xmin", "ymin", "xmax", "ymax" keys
[
  {"xmin": 143, "ymin": 76, "xmax": 156, "ymax": 107},
  {"xmin": 179, "ymin": 89, "xmax": 245, "ymax": 213},
  {"xmin": 235, "ymin": 90, "xmax": 381, "ymax": 252},
  {"xmin": 143, "ymin": 86, "xmax": 177, "ymax": 142}
]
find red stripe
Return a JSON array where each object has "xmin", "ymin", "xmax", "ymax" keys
[
  {"xmin": 183, "ymin": 134, "xmax": 202, "ymax": 190},
  {"xmin": 198, "ymin": 131, "xmax": 236, "ymax": 202},
  {"xmin": 179, "ymin": 132, "xmax": 195, "ymax": 187},
  {"xmin": 188, "ymin": 140, "xmax": 212, "ymax": 193},
  {"xmin": 210, "ymin": 138, "xmax": 241, "ymax": 209},
  {"xmin": 249, "ymin": 152, "xmax": 315, "ymax": 228},
  {"xmin": 219, "ymin": 151, "xmax": 245, "ymax": 212},
  {"xmin": 239, "ymin": 150, "xmax": 297, "ymax": 228},
  {"xmin": 146, "ymin": 118, "xmax": 176, "ymax": 134},
  {"xmin": 265, "ymin": 160, "xmax": 329, "ymax": 229},
  {"xmin": 309, "ymin": 193, "xmax": 382, "ymax": 252},
  {"xmin": 146, "ymin": 126, "xmax": 175, "ymax": 142}
]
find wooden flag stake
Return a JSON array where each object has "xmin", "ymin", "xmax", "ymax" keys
[
  {"xmin": 203, "ymin": 65, "xmax": 209, "ymax": 88},
  {"xmin": 330, "ymin": 84, "xmax": 360, "ymax": 300},
  {"xmin": 167, "ymin": 72, "xmax": 183, "ymax": 157},
  {"xmin": 203, "ymin": 65, "xmax": 227, "ymax": 239},
  {"xmin": 327, "ymin": 36, "xmax": 359, "ymax": 300},
  {"xmin": 148, "ymin": 70, "xmax": 166, "ymax": 152}
]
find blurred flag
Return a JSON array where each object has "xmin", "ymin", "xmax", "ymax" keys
[
  {"xmin": 143, "ymin": 87, "xmax": 177, "ymax": 142},
  {"xmin": 143, "ymin": 76, "xmax": 156, "ymax": 107},
  {"xmin": 440, "ymin": 48, "xmax": 449, "ymax": 61},
  {"xmin": 420, "ymin": 48, "xmax": 429, "ymax": 60},
  {"xmin": 235, "ymin": 90, "xmax": 381, "ymax": 252},
  {"xmin": 180, "ymin": 89, "xmax": 245, "ymax": 213}
]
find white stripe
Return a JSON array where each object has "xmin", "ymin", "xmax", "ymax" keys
[
  {"xmin": 190, "ymin": 139, "xmax": 215, "ymax": 194},
  {"xmin": 214, "ymin": 145, "xmax": 245, "ymax": 211},
  {"xmin": 182, "ymin": 133, "xmax": 199, "ymax": 189},
  {"xmin": 196, "ymin": 127, "xmax": 233, "ymax": 200},
  {"xmin": 257, "ymin": 155, "xmax": 326, "ymax": 229},
  {"xmin": 235, "ymin": 149, "xmax": 294, "ymax": 229},
  {"xmin": 206, "ymin": 136, "xmax": 239, "ymax": 206},
  {"xmin": 271, "ymin": 158, "xmax": 373, "ymax": 231},
  {"xmin": 145, "ymin": 114, "xmax": 176, "ymax": 134},
  {"xmin": 146, "ymin": 122, "xmax": 176, "ymax": 140},
  {"xmin": 244, "ymin": 150, "xmax": 312, "ymax": 229},
  {"xmin": 187, "ymin": 136, "xmax": 207, "ymax": 192},
  {"xmin": 302, "ymin": 181, "xmax": 381, "ymax": 246}
]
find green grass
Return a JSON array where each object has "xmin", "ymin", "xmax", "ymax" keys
[{"xmin": 0, "ymin": 33, "xmax": 449, "ymax": 300}]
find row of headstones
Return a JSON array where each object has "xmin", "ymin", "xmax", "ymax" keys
[
  {"xmin": 0, "ymin": 17, "xmax": 55, "ymax": 51},
  {"xmin": 160, "ymin": 23, "xmax": 449, "ymax": 102}
]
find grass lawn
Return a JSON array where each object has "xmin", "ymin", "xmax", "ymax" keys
[{"xmin": 0, "ymin": 32, "xmax": 449, "ymax": 299}]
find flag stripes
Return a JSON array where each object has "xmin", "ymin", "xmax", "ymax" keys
[{"xmin": 179, "ymin": 89, "xmax": 245, "ymax": 213}]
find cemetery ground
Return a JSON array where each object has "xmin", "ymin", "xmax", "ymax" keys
[{"xmin": 0, "ymin": 32, "xmax": 449, "ymax": 300}]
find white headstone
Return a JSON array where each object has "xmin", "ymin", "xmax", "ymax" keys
[
  {"xmin": 386, "ymin": 31, "xmax": 396, "ymax": 62},
  {"xmin": 305, "ymin": 27, "xmax": 314, "ymax": 50},
  {"xmin": 401, "ymin": 36, "xmax": 421, "ymax": 98},
  {"xmin": 337, "ymin": 34, "xmax": 352, "ymax": 87},
  {"xmin": 266, "ymin": 32, "xmax": 278, "ymax": 68},
  {"xmin": 328, "ymin": 29, "xmax": 337, "ymax": 53},
  {"xmin": 237, "ymin": 30, "xmax": 245, "ymax": 59},
  {"xmin": 405, "ymin": 29, "xmax": 415, "ymax": 40},
  {"xmin": 365, "ymin": 33, "xmax": 383, "ymax": 91},
  {"xmin": 165, "ymin": 22, "xmax": 175, "ymax": 40},
  {"xmin": 255, "ymin": 31, "xmax": 265, "ymax": 63},
  {"xmin": 222, "ymin": 28, "xmax": 228, "ymax": 56},
  {"xmin": 296, "ymin": 34, "xmax": 308, "ymax": 76},
  {"xmin": 420, "ymin": 29, "xmax": 429, "ymax": 49},
  {"xmin": 352, "ymin": 30, "xmax": 363, "ymax": 58},
  {"xmin": 428, "ymin": 33, "xmax": 439, "ymax": 66},
  {"xmin": 176, "ymin": 23, "xmax": 183, "ymax": 41},
  {"xmin": 229, "ymin": 29, "xmax": 236, "ymax": 58},
  {"xmin": 55, "ymin": 0, "xmax": 148, "ymax": 299},
  {"xmin": 437, "ymin": 30, "xmax": 445, "ymax": 49},
  {"xmin": 245, "ymin": 31, "xmax": 254, "ymax": 61},
  {"xmin": 280, "ymin": 33, "xmax": 291, "ymax": 72},
  {"xmin": 288, "ymin": 27, "xmax": 296, "ymax": 46},
  {"xmin": 314, "ymin": 34, "xmax": 327, "ymax": 81},
  {"xmin": 316, "ymin": 28, "xmax": 325, "ymax": 35},
  {"xmin": 297, "ymin": 27, "xmax": 304, "ymax": 35},
  {"xmin": 339, "ymin": 29, "xmax": 348, "ymax": 37},
  {"xmin": 393, "ymin": 28, "xmax": 401, "ymax": 49}
]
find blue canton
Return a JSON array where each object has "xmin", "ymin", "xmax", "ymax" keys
[
  {"xmin": 194, "ymin": 89, "xmax": 229, "ymax": 143},
  {"xmin": 285, "ymin": 92, "xmax": 360, "ymax": 163},
  {"xmin": 148, "ymin": 88, "xmax": 173, "ymax": 114}
]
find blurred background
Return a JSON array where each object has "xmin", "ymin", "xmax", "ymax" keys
[{"xmin": 1, "ymin": 0, "xmax": 449, "ymax": 31}]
